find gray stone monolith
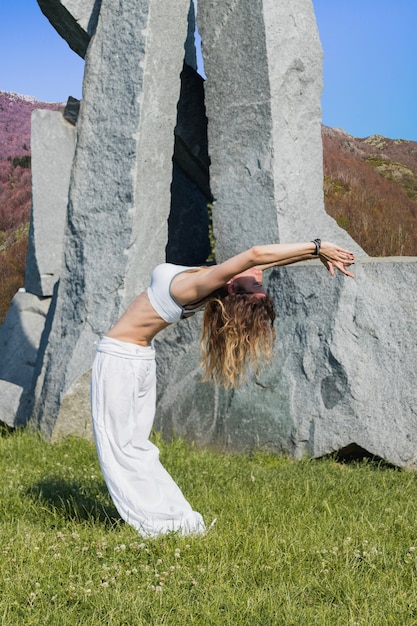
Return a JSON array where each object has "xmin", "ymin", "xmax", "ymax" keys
[
  {"xmin": 30, "ymin": 0, "xmax": 192, "ymax": 435},
  {"xmin": 25, "ymin": 109, "xmax": 76, "ymax": 296},
  {"xmin": 197, "ymin": 0, "xmax": 363, "ymax": 257}
]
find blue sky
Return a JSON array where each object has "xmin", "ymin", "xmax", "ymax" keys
[
  {"xmin": 314, "ymin": 0, "xmax": 417, "ymax": 141},
  {"xmin": 1, "ymin": 0, "xmax": 416, "ymax": 141}
]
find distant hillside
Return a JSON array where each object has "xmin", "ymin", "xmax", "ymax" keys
[
  {"xmin": 0, "ymin": 91, "xmax": 416, "ymax": 323},
  {"xmin": 322, "ymin": 126, "xmax": 417, "ymax": 256},
  {"xmin": 0, "ymin": 91, "xmax": 63, "ymax": 321},
  {"xmin": 0, "ymin": 91, "xmax": 64, "ymax": 160}
]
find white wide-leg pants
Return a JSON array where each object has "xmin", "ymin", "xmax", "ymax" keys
[{"xmin": 91, "ymin": 336, "xmax": 205, "ymax": 538}]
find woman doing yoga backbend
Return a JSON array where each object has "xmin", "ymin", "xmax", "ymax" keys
[{"xmin": 91, "ymin": 240, "xmax": 355, "ymax": 537}]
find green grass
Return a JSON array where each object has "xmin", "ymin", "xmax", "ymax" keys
[{"xmin": 1, "ymin": 429, "xmax": 417, "ymax": 625}]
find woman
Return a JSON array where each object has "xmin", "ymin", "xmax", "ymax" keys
[{"xmin": 91, "ymin": 239, "xmax": 355, "ymax": 537}]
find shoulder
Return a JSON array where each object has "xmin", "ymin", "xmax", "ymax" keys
[{"xmin": 150, "ymin": 263, "xmax": 198, "ymax": 283}]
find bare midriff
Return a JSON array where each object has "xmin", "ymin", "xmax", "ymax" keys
[{"xmin": 106, "ymin": 292, "xmax": 170, "ymax": 346}]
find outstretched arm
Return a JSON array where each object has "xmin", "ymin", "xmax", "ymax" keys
[
  {"xmin": 256, "ymin": 242, "xmax": 356, "ymax": 278},
  {"xmin": 171, "ymin": 241, "xmax": 355, "ymax": 304},
  {"xmin": 207, "ymin": 241, "xmax": 354, "ymax": 283}
]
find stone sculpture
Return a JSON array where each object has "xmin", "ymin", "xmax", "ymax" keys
[{"xmin": 0, "ymin": 0, "xmax": 415, "ymax": 468}]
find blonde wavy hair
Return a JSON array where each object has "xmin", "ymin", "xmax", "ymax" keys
[{"xmin": 200, "ymin": 293, "xmax": 276, "ymax": 389}]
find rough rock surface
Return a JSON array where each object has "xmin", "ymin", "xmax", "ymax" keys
[
  {"xmin": 153, "ymin": 258, "xmax": 417, "ymax": 469},
  {"xmin": 51, "ymin": 370, "xmax": 94, "ymax": 442},
  {"xmin": 25, "ymin": 109, "xmax": 76, "ymax": 296},
  {"xmin": 30, "ymin": 0, "xmax": 191, "ymax": 435},
  {"xmin": 0, "ymin": 291, "xmax": 51, "ymax": 427},
  {"xmin": 198, "ymin": 0, "xmax": 363, "ymax": 260}
]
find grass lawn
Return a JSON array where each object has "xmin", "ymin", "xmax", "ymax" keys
[{"xmin": 1, "ymin": 428, "xmax": 417, "ymax": 625}]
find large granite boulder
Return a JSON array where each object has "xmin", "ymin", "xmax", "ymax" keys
[
  {"xmin": 153, "ymin": 257, "xmax": 417, "ymax": 469},
  {"xmin": 0, "ymin": 291, "xmax": 51, "ymax": 427}
]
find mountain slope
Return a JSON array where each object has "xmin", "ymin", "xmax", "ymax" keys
[{"xmin": 322, "ymin": 126, "xmax": 417, "ymax": 256}]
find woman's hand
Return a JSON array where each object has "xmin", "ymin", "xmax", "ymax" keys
[{"xmin": 319, "ymin": 241, "xmax": 355, "ymax": 278}]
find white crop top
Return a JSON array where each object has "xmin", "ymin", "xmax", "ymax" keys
[{"xmin": 147, "ymin": 263, "xmax": 203, "ymax": 323}]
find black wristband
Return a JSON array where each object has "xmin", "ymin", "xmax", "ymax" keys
[{"xmin": 311, "ymin": 238, "xmax": 321, "ymax": 256}]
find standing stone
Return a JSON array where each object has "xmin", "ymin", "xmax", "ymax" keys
[
  {"xmin": 25, "ymin": 109, "xmax": 76, "ymax": 296},
  {"xmin": 30, "ymin": 0, "xmax": 191, "ymax": 436},
  {"xmin": 198, "ymin": 0, "xmax": 363, "ymax": 258}
]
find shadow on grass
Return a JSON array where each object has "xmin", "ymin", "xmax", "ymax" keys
[{"xmin": 26, "ymin": 478, "xmax": 121, "ymax": 527}]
